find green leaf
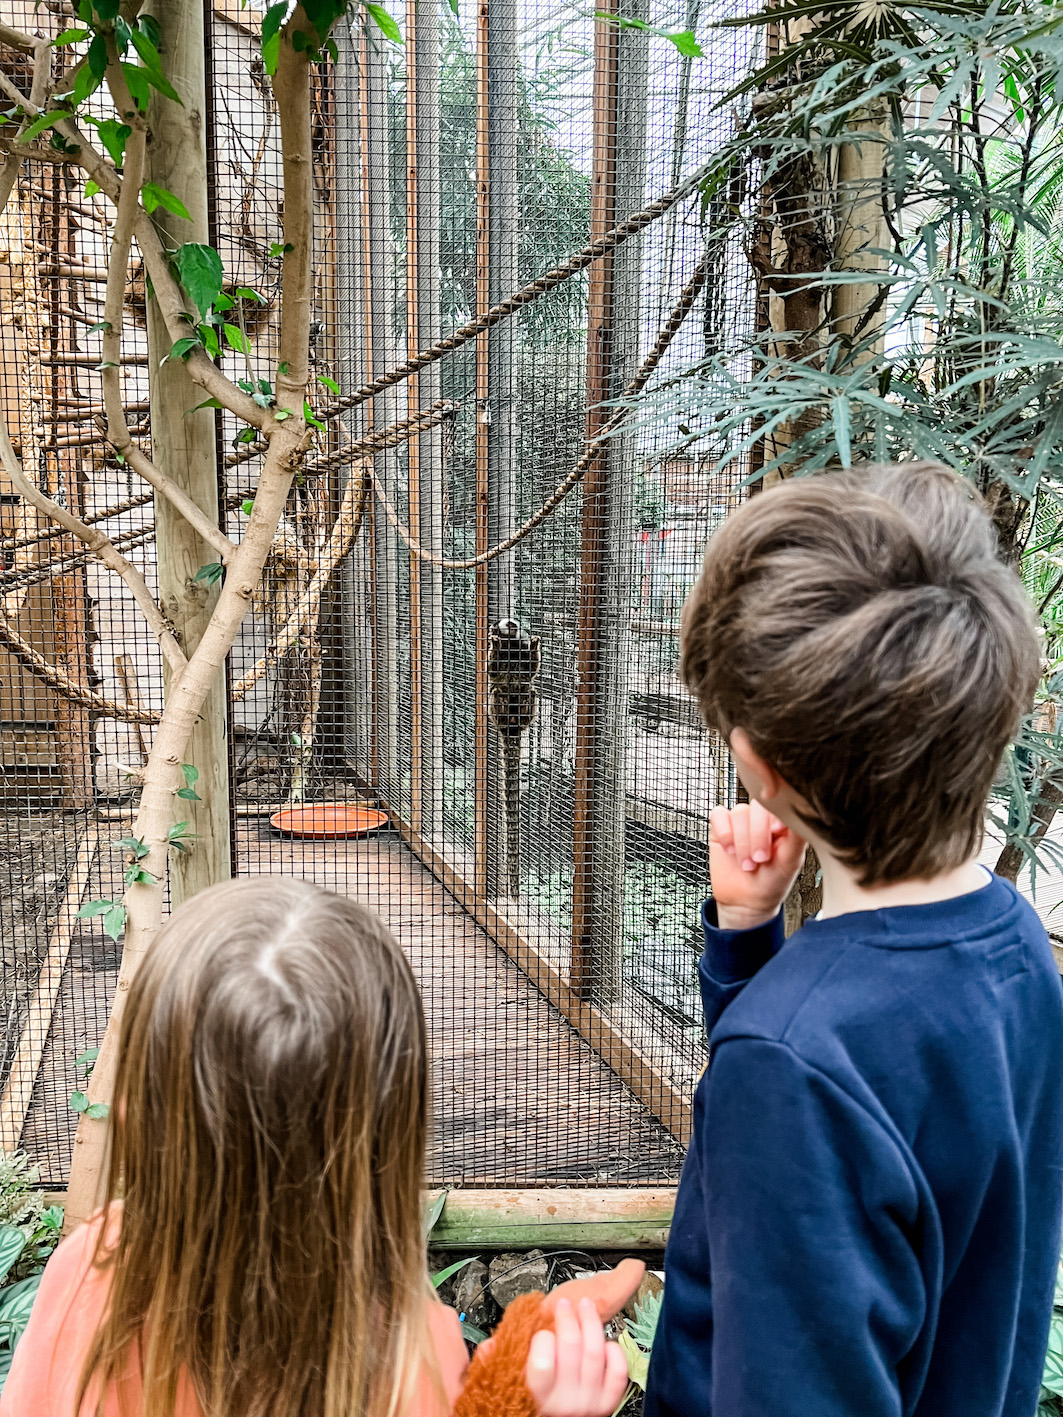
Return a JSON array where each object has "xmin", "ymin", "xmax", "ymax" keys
[
  {"xmin": 422, "ymin": 1189, "xmax": 447, "ymax": 1239},
  {"xmin": 86, "ymin": 30, "xmax": 108, "ymax": 78},
  {"xmin": 241, "ymin": 498, "xmax": 255, "ymax": 516},
  {"xmin": 262, "ymin": 1, "xmax": 288, "ymax": 75},
  {"xmin": 53, "ymin": 27, "xmax": 89, "ymax": 45},
  {"xmin": 84, "ymin": 179, "xmax": 101, "ymax": 199},
  {"xmin": 0, "ymin": 1228, "xmax": 25, "ymax": 1287},
  {"xmin": 268, "ymin": 242, "xmax": 294, "ymax": 259},
  {"xmin": 363, "ymin": 2, "xmax": 402, "ymax": 42},
  {"xmin": 193, "ymin": 561, "xmax": 224, "ymax": 586},
  {"xmin": 92, "ymin": 0, "xmax": 121, "ymax": 19},
  {"xmin": 176, "ymin": 787, "xmax": 201, "ymax": 800},
  {"xmin": 114, "ymin": 835, "xmax": 150, "ymax": 859},
  {"xmin": 318, "ymin": 374, "xmax": 340, "ymax": 395},
  {"xmin": 224, "ymin": 323, "xmax": 250, "ymax": 355},
  {"xmin": 164, "ymin": 335, "xmax": 203, "ymax": 365},
  {"xmin": 181, "ymin": 764, "xmax": 199, "ymax": 787},
  {"xmin": 431, "ymin": 1256, "xmax": 474, "ymax": 1289},
  {"xmin": 303, "ymin": 400, "xmax": 325, "ymax": 431},
  {"xmin": 69, "ymin": 1090, "xmax": 89, "ymax": 1114},
  {"xmin": 93, "ymin": 119, "xmax": 132, "ymax": 170},
  {"xmin": 102, "ymin": 904, "xmax": 127, "ymax": 942},
  {"xmin": 69, "ymin": 63, "xmax": 104, "ymax": 106},
  {"xmin": 831, "ymin": 394, "xmax": 852, "ymax": 468},
  {"xmin": 176, "ymin": 243, "xmax": 224, "ymax": 321},
  {"xmin": 124, "ymin": 865, "xmax": 158, "ymax": 887},
  {"xmin": 18, "ymin": 112, "xmax": 66, "ymax": 145},
  {"xmin": 188, "ymin": 397, "xmax": 223, "ymax": 413},
  {"xmin": 0, "ymin": 1274, "xmax": 42, "ymax": 1339},
  {"xmin": 278, "ymin": 361, "xmax": 290, "ymax": 374},
  {"xmin": 618, "ymin": 1330, "xmax": 649, "ymax": 1390},
  {"xmin": 200, "ymin": 323, "xmax": 220, "ymax": 359},
  {"xmin": 37, "ymin": 1206, "xmax": 64, "ymax": 1232},
  {"xmin": 85, "ymin": 1102, "xmax": 110, "ymax": 1120},
  {"xmin": 141, "ymin": 182, "xmax": 191, "ymax": 220},
  {"xmin": 75, "ymin": 1047, "xmax": 99, "ymax": 1073},
  {"xmin": 461, "ymin": 1321, "xmax": 488, "ymax": 1345},
  {"xmin": 76, "ymin": 899, "xmax": 113, "ymax": 920},
  {"xmin": 273, "ymin": 408, "xmax": 292, "ymax": 421}
]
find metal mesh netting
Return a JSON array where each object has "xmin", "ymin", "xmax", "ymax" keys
[{"xmin": 0, "ymin": 0, "xmax": 754, "ymax": 1186}]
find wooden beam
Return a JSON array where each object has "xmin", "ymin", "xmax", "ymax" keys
[
  {"xmin": 430, "ymin": 1187, "xmax": 675, "ymax": 1250},
  {"xmin": 44, "ymin": 1184, "xmax": 675, "ymax": 1248},
  {"xmin": 392, "ymin": 811, "xmax": 693, "ymax": 1146},
  {"xmin": 0, "ymin": 827, "xmax": 99, "ymax": 1152}
]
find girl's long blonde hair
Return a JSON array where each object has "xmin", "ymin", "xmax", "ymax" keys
[{"xmin": 78, "ymin": 876, "xmax": 433, "ymax": 1417}]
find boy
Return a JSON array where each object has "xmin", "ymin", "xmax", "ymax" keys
[{"xmin": 644, "ymin": 463, "xmax": 1063, "ymax": 1417}]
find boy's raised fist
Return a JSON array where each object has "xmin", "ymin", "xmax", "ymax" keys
[{"xmin": 709, "ymin": 801, "xmax": 806, "ymax": 931}]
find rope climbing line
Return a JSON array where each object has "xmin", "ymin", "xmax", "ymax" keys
[
  {"xmin": 0, "ymin": 165, "xmax": 710, "ymax": 717},
  {"xmin": 367, "ymin": 251, "xmax": 708, "ymax": 570},
  {"xmin": 224, "ymin": 163, "xmax": 709, "ymax": 473},
  {"xmin": 0, "ymin": 612, "xmax": 160, "ymax": 725}
]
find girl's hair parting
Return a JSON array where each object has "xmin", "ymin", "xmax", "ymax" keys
[{"xmin": 78, "ymin": 875, "xmax": 432, "ymax": 1417}]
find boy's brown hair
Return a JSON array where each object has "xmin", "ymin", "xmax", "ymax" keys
[{"xmin": 680, "ymin": 462, "xmax": 1041, "ymax": 884}]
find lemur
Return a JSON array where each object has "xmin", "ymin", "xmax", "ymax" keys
[{"xmin": 486, "ymin": 619, "xmax": 541, "ymax": 899}]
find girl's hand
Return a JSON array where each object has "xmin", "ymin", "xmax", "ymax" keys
[
  {"xmin": 710, "ymin": 801, "xmax": 806, "ymax": 931},
  {"xmin": 525, "ymin": 1297, "xmax": 630, "ymax": 1417}
]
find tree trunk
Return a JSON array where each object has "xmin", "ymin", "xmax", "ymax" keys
[{"xmin": 144, "ymin": 0, "xmax": 232, "ymax": 901}]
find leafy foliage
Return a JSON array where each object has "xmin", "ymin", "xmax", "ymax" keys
[
  {"xmin": 0, "ymin": 1153, "xmax": 63, "ymax": 1297},
  {"xmin": 1041, "ymin": 1242, "xmax": 1063, "ymax": 1412},
  {"xmin": 628, "ymin": 0, "xmax": 1063, "ymax": 875}
]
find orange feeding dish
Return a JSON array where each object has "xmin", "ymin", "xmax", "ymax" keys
[{"xmin": 268, "ymin": 802, "xmax": 389, "ymax": 840}]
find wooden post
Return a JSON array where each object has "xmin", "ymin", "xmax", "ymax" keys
[
  {"xmin": 45, "ymin": 169, "xmax": 93, "ymax": 808},
  {"xmin": 570, "ymin": 2, "xmax": 647, "ymax": 1000},
  {"xmin": 406, "ymin": 0, "xmax": 443, "ymax": 839},
  {"xmin": 143, "ymin": 0, "xmax": 231, "ymax": 899},
  {"xmin": 358, "ymin": 17, "xmax": 403, "ymax": 804},
  {"xmin": 474, "ymin": 0, "xmax": 518, "ymax": 896}
]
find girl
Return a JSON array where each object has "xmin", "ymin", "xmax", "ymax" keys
[{"xmin": 1, "ymin": 878, "xmax": 638, "ymax": 1417}]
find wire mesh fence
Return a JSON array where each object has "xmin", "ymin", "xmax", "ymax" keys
[{"xmin": 0, "ymin": 0, "xmax": 755, "ymax": 1189}]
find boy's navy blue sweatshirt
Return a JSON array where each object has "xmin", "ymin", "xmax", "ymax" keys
[{"xmin": 644, "ymin": 874, "xmax": 1063, "ymax": 1417}]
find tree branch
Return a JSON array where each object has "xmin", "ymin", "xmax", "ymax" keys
[
  {"xmin": 0, "ymin": 419, "xmax": 187, "ymax": 674},
  {"xmin": 0, "ymin": 36, "xmax": 52, "ymax": 215},
  {"xmin": 96, "ymin": 68, "xmax": 236, "ymax": 564}
]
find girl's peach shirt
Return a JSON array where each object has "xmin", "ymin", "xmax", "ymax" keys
[{"xmin": 0, "ymin": 1212, "xmax": 469, "ymax": 1417}]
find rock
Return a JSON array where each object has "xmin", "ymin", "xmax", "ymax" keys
[
  {"xmin": 624, "ymin": 1270, "xmax": 665, "ymax": 1322},
  {"xmin": 451, "ymin": 1258, "xmax": 497, "ymax": 1331},
  {"xmin": 488, "ymin": 1249, "xmax": 550, "ymax": 1309}
]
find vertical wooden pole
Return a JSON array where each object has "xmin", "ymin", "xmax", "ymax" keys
[
  {"xmin": 569, "ymin": 1, "xmax": 646, "ymax": 1000},
  {"xmin": 474, "ymin": 0, "xmax": 492, "ymax": 892},
  {"xmin": 406, "ymin": 0, "xmax": 443, "ymax": 838},
  {"xmin": 361, "ymin": 19, "xmax": 402, "ymax": 804},
  {"xmin": 475, "ymin": 0, "xmax": 520, "ymax": 898},
  {"xmin": 144, "ymin": 0, "xmax": 231, "ymax": 899},
  {"xmin": 335, "ymin": 21, "xmax": 373, "ymax": 785},
  {"xmin": 47, "ymin": 168, "xmax": 93, "ymax": 808}
]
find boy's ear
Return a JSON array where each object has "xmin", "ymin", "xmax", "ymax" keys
[{"xmin": 729, "ymin": 727, "xmax": 784, "ymax": 803}]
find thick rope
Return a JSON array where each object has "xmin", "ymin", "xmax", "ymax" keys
[
  {"xmin": 0, "ymin": 611, "xmax": 160, "ymax": 725},
  {"xmin": 224, "ymin": 165, "xmax": 708, "ymax": 473},
  {"xmin": 368, "ymin": 252, "xmax": 709, "ymax": 570}
]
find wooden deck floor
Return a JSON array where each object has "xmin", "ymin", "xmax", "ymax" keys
[{"xmin": 18, "ymin": 822, "xmax": 684, "ymax": 1187}]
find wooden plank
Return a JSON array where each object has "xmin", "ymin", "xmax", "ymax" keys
[
  {"xmin": 430, "ymin": 1187, "xmax": 675, "ymax": 1250},
  {"xmin": 0, "ymin": 826, "xmax": 99, "ymax": 1152},
  {"xmin": 392, "ymin": 813, "xmax": 693, "ymax": 1145}
]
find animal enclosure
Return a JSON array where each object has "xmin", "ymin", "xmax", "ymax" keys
[{"xmin": 0, "ymin": 0, "xmax": 754, "ymax": 1188}]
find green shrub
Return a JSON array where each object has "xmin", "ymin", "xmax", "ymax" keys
[{"xmin": 0, "ymin": 1152, "xmax": 63, "ymax": 1390}]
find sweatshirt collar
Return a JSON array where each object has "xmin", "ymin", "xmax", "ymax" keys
[{"xmin": 796, "ymin": 872, "xmax": 1019, "ymax": 949}]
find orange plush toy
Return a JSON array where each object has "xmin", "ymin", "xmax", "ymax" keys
[{"xmin": 452, "ymin": 1258, "xmax": 646, "ymax": 1417}]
